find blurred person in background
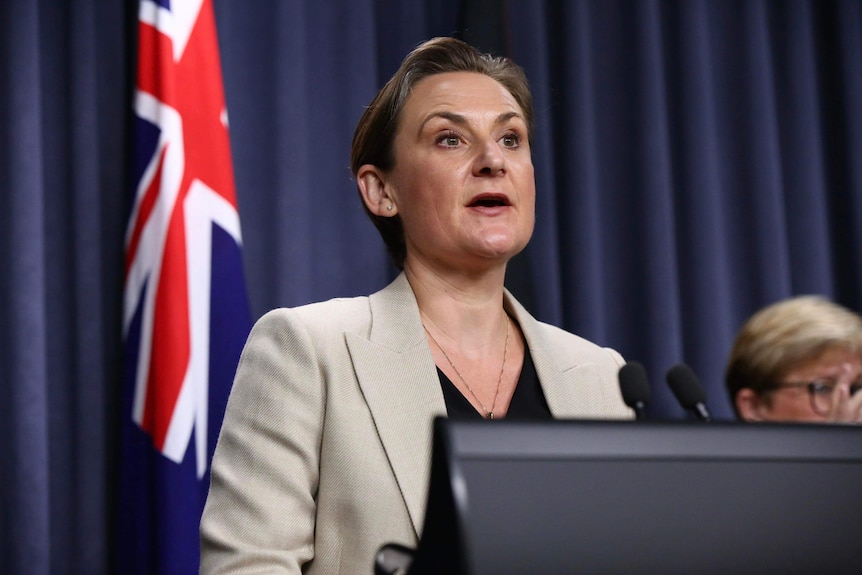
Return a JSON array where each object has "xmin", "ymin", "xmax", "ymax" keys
[{"xmin": 726, "ymin": 295, "xmax": 862, "ymax": 423}]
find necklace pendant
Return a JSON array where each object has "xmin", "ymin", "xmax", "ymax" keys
[{"xmin": 423, "ymin": 314, "xmax": 510, "ymax": 425}]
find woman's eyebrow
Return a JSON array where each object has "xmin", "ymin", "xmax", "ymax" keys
[{"xmin": 418, "ymin": 110, "xmax": 524, "ymax": 135}]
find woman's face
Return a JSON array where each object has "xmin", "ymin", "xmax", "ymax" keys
[{"xmin": 386, "ymin": 71, "xmax": 535, "ymax": 273}]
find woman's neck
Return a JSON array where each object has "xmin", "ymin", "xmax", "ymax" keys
[{"xmin": 405, "ymin": 258, "xmax": 508, "ymax": 350}]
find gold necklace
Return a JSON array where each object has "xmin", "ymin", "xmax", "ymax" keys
[{"xmin": 424, "ymin": 314, "xmax": 510, "ymax": 419}]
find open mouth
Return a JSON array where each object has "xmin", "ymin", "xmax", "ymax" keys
[{"xmin": 469, "ymin": 194, "xmax": 510, "ymax": 207}]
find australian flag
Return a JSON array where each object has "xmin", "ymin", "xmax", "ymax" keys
[{"xmin": 119, "ymin": 1, "xmax": 251, "ymax": 573}]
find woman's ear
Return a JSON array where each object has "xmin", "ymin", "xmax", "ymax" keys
[
  {"xmin": 735, "ymin": 388, "xmax": 766, "ymax": 422},
  {"xmin": 356, "ymin": 165, "xmax": 397, "ymax": 216}
]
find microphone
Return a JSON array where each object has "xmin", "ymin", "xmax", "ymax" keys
[
  {"xmin": 666, "ymin": 363, "xmax": 712, "ymax": 422},
  {"xmin": 618, "ymin": 361, "xmax": 651, "ymax": 420},
  {"xmin": 375, "ymin": 542, "xmax": 415, "ymax": 575}
]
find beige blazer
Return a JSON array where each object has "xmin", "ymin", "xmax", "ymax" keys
[{"xmin": 200, "ymin": 273, "xmax": 632, "ymax": 575}]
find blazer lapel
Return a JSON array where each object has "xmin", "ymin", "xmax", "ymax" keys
[
  {"xmin": 505, "ymin": 292, "xmax": 608, "ymax": 418},
  {"xmin": 347, "ymin": 274, "xmax": 447, "ymax": 536},
  {"xmin": 535, "ymin": 356, "xmax": 611, "ymax": 418}
]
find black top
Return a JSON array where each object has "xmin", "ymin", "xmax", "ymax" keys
[{"xmin": 437, "ymin": 348, "xmax": 552, "ymax": 420}]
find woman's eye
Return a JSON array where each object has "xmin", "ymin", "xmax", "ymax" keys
[
  {"xmin": 811, "ymin": 382, "xmax": 834, "ymax": 395},
  {"xmin": 437, "ymin": 132, "xmax": 462, "ymax": 147},
  {"xmin": 501, "ymin": 133, "xmax": 521, "ymax": 148}
]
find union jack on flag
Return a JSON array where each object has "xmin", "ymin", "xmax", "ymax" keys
[{"xmin": 119, "ymin": 0, "xmax": 251, "ymax": 573}]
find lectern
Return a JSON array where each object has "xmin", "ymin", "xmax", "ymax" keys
[{"xmin": 395, "ymin": 418, "xmax": 862, "ymax": 575}]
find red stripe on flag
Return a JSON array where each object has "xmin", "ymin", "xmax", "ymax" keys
[
  {"xmin": 125, "ymin": 145, "xmax": 168, "ymax": 279},
  {"xmin": 172, "ymin": 1, "xmax": 237, "ymax": 207},
  {"xmin": 141, "ymin": 201, "xmax": 191, "ymax": 450},
  {"xmin": 137, "ymin": 20, "xmax": 177, "ymax": 108}
]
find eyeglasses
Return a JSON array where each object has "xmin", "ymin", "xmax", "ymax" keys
[{"xmin": 766, "ymin": 379, "xmax": 862, "ymax": 416}]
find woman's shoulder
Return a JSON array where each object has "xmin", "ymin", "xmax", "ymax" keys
[
  {"xmin": 505, "ymin": 292, "xmax": 606, "ymax": 351},
  {"xmin": 247, "ymin": 275, "xmax": 413, "ymax": 346},
  {"xmin": 511, "ymin": 304, "xmax": 623, "ymax": 368},
  {"xmin": 257, "ymin": 275, "xmax": 406, "ymax": 328},
  {"xmin": 530, "ymin": 319, "xmax": 614, "ymax": 353},
  {"xmin": 255, "ymin": 295, "xmax": 373, "ymax": 334}
]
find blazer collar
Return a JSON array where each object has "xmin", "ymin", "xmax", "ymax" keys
[{"xmin": 505, "ymin": 293, "xmax": 614, "ymax": 418}]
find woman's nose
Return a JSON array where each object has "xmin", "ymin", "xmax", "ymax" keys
[{"xmin": 473, "ymin": 139, "xmax": 506, "ymax": 176}]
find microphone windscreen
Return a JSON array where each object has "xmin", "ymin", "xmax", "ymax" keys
[
  {"xmin": 665, "ymin": 363, "xmax": 706, "ymax": 409},
  {"xmin": 618, "ymin": 361, "xmax": 651, "ymax": 409}
]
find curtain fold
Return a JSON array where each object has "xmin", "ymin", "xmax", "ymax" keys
[
  {"xmin": 1, "ymin": 1, "xmax": 127, "ymax": 573},
  {"xmin": 2, "ymin": 2, "xmax": 52, "ymax": 574},
  {"xmin": 3, "ymin": 1, "xmax": 862, "ymax": 572}
]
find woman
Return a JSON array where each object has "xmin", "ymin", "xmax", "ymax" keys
[
  {"xmin": 200, "ymin": 37, "xmax": 631, "ymax": 574},
  {"xmin": 726, "ymin": 295, "xmax": 862, "ymax": 422}
]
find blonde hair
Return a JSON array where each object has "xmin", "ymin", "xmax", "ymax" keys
[{"xmin": 725, "ymin": 295, "xmax": 862, "ymax": 412}]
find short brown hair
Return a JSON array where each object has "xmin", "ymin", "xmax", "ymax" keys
[
  {"xmin": 350, "ymin": 36, "xmax": 534, "ymax": 269},
  {"xmin": 725, "ymin": 295, "xmax": 862, "ymax": 416}
]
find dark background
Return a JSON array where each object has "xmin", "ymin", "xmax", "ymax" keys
[{"xmin": 3, "ymin": 1, "xmax": 862, "ymax": 572}]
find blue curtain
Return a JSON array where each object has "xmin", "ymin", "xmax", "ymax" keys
[{"xmin": 2, "ymin": 0, "xmax": 861, "ymax": 572}]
